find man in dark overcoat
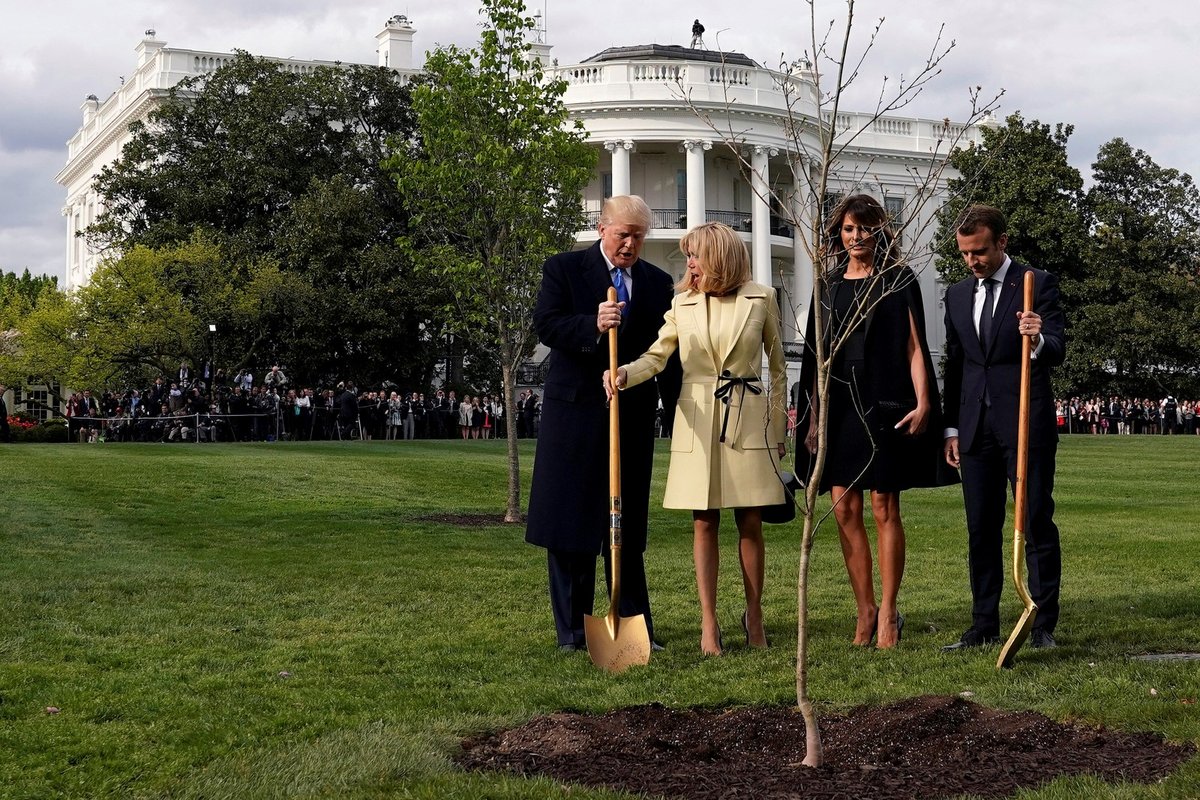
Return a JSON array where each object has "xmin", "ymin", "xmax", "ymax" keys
[
  {"xmin": 526, "ymin": 195, "xmax": 680, "ymax": 652},
  {"xmin": 941, "ymin": 205, "xmax": 1066, "ymax": 651}
]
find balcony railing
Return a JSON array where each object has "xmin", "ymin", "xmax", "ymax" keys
[
  {"xmin": 706, "ymin": 210, "xmax": 751, "ymax": 230},
  {"xmin": 580, "ymin": 209, "xmax": 793, "ymax": 236},
  {"xmin": 654, "ymin": 209, "xmax": 688, "ymax": 229},
  {"xmin": 581, "ymin": 209, "xmax": 685, "ymax": 228},
  {"xmin": 516, "ymin": 359, "xmax": 549, "ymax": 386}
]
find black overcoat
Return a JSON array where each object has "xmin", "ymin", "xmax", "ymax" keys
[{"xmin": 525, "ymin": 241, "xmax": 680, "ymax": 555}]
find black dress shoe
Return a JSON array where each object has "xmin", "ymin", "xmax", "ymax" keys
[
  {"xmin": 941, "ymin": 628, "xmax": 1001, "ymax": 651},
  {"xmin": 650, "ymin": 640, "xmax": 666, "ymax": 652},
  {"xmin": 1030, "ymin": 630, "xmax": 1057, "ymax": 649},
  {"xmin": 557, "ymin": 643, "xmax": 585, "ymax": 653}
]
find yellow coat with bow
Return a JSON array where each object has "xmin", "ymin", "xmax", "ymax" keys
[{"xmin": 623, "ymin": 281, "xmax": 787, "ymax": 510}]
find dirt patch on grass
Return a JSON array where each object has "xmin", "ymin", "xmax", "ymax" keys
[
  {"xmin": 458, "ymin": 695, "xmax": 1194, "ymax": 799},
  {"xmin": 415, "ymin": 513, "xmax": 511, "ymax": 526}
]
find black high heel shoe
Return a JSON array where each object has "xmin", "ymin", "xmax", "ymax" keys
[{"xmin": 742, "ymin": 611, "xmax": 769, "ymax": 649}]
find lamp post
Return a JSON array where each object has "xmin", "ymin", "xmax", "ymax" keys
[
  {"xmin": 207, "ymin": 324, "xmax": 217, "ymax": 395},
  {"xmin": 444, "ymin": 332, "xmax": 455, "ymax": 390}
]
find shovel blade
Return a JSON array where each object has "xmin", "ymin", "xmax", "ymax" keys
[
  {"xmin": 996, "ymin": 605, "xmax": 1038, "ymax": 670},
  {"xmin": 584, "ymin": 612, "xmax": 650, "ymax": 673}
]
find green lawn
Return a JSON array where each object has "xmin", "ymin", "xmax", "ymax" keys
[{"xmin": 1, "ymin": 436, "xmax": 1197, "ymax": 798}]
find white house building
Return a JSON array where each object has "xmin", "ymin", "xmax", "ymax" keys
[
  {"xmin": 55, "ymin": 17, "xmax": 420, "ymax": 292},
  {"xmin": 57, "ymin": 16, "xmax": 987, "ymax": 371}
]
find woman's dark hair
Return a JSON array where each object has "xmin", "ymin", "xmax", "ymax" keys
[{"xmin": 824, "ymin": 194, "xmax": 901, "ymax": 272}]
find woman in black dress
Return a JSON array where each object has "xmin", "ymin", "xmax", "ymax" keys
[{"xmin": 798, "ymin": 195, "xmax": 952, "ymax": 648}]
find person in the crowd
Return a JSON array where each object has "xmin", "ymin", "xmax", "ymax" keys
[
  {"xmin": 470, "ymin": 395, "xmax": 484, "ymax": 439},
  {"xmin": 797, "ymin": 194, "xmax": 954, "ymax": 649},
  {"xmin": 337, "ymin": 381, "xmax": 359, "ymax": 439},
  {"xmin": 526, "ymin": 195, "xmax": 680, "ymax": 653},
  {"xmin": 264, "ymin": 365, "xmax": 288, "ymax": 393},
  {"xmin": 521, "ymin": 390, "xmax": 539, "ymax": 438},
  {"xmin": 941, "ymin": 205, "xmax": 1066, "ymax": 652},
  {"xmin": 458, "ymin": 393, "xmax": 473, "ymax": 440},
  {"xmin": 0, "ymin": 383, "xmax": 10, "ymax": 443},
  {"xmin": 481, "ymin": 394, "xmax": 494, "ymax": 439},
  {"xmin": 386, "ymin": 391, "xmax": 403, "ymax": 440},
  {"xmin": 414, "ymin": 392, "xmax": 428, "ymax": 439},
  {"xmin": 606, "ymin": 221, "xmax": 785, "ymax": 656}
]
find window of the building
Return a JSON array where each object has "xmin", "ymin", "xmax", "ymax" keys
[
  {"xmin": 884, "ymin": 195, "xmax": 904, "ymax": 228},
  {"xmin": 677, "ymin": 170, "xmax": 687, "ymax": 210},
  {"xmin": 28, "ymin": 389, "xmax": 49, "ymax": 422},
  {"xmin": 602, "ymin": 172, "xmax": 612, "ymax": 199},
  {"xmin": 822, "ymin": 192, "xmax": 843, "ymax": 224}
]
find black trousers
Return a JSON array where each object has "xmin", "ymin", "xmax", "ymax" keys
[
  {"xmin": 547, "ymin": 548, "xmax": 653, "ymax": 647},
  {"xmin": 960, "ymin": 405, "xmax": 1061, "ymax": 636}
]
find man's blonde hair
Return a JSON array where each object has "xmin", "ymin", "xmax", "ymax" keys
[
  {"xmin": 599, "ymin": 195, "xmax": 653, "ymax": 229},
  {"xmin": 678, "ymin": 222, "xmax": 751, "ymax": 295}
]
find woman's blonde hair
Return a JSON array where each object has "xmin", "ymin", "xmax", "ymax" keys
[{"xmin": 677, "ymin": 222, "xmax": 752, "ymax": 295}]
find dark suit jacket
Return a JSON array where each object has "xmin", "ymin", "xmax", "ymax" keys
[
  {"xmin": 337, "ymin": 389, "xmax": 359, "ymax": 422},
  {"xmin": 942, "ymin": 260, "xmax": 1066, "ymax": 452},
  {"xmin": 525, "ymin": 241, "xmax": 681, "ymax": 555}
]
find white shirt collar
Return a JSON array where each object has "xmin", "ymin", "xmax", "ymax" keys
[
  {"xmin": 599, "ymin": 247, "xmax": 630, "ymax": 275},
  {"xmin": 981, "ymin": 255, "xmax": 1012, "ymax": 286}
]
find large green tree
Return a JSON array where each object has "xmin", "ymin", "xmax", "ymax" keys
[
  {"xmin": 935, "ymin": 122, "xmax": 1200, "ymax": 396},
  {"xmin": 85, "ymin": 53, "xmax": 440, "ymax": 388},
  {"xmin": 933, "ymin": 114, "xmax": 1090, "ymax": 393},
  {"xmin": 935, "ymin": 113, "xmax": 1089, "ymax": 289},
  {"xmin": 1073, "ymin": 139, "xmax": 1200, "ymax": 395},
  {"xmin": 0, "ymin": 271, "xmax": 67, "ymax": 398},
  {"xmin": 387, "ymin": 0, "xmax": 595, "ymax": 522},
  {"xmin": 88, "ymin": 53, "xmax": 415, "ymax": 257}
]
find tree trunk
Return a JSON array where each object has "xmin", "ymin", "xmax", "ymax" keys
[
  {"xmin": 499, "ymin": 338, "xmax": 523, "ymax": 524},
  {"xmin": 796, "ymin": 487, "xmax": 824, "ymax": 767}
]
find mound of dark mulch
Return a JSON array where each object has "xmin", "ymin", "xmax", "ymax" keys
[{"xmin": 457, "ymin": 695, "xmax": 1194, "ymax": 799}]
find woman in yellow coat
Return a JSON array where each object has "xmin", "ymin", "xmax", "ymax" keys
[{"xmin": 605, "ymin": 222, "xmax": 788, "ymax": 656}]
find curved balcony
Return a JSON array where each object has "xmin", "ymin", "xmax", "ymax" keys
[{"xmin": 580, "ymin": 209, "xmax": 792, "ymax": 236}]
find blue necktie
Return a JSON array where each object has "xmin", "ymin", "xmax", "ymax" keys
[{"xmin": 612, "ymin": 268, "xmax": 630, "ymax": 316}]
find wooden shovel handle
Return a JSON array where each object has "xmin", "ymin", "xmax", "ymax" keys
[
  {"xmin": 608, "ymin": 286, "xmax": 621, "ymax": 496},
  {"xmin": 1014, "ymin": 272, "xmax": 1034, "ymax": 533}
]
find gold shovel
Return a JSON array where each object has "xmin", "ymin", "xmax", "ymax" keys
[
  {"xmin": 997, "ymin": 271, "xmax": 1039, "ymax": 670},
  {"xmin": 585, "ymin": 287, "xmax": 651, "ymax": 672}
]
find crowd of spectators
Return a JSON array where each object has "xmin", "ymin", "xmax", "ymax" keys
[
  {"xmin": 61, "ymin": 362, "xmax": 548, "ymax": 444},
  {"xmin": 53, "ymin": 366, "xmax": 1200, "ymax": 444},
  {"xmin": 1057, "ymin": 395, "xmax": 1199, "ymax": 435}
]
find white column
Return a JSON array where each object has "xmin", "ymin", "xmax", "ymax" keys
[
  {"xmin": 749, "ymin": 145, "xmax": 778, "ymax": 288},
  {"xmin": 604, "ymin": 140, "xmax": 633, "ymax": 198},
  {"xmin": 682, "ymin": 139, "xmax": 710, "ymax": 230},
  {"xmin": 61, "ymin": 205, "xmax": 74, "ymax": 290}
]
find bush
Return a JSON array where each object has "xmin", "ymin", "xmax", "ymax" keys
[{"xmin": 11, "ymin": 419, "xmax": 70, "ymax": 443}]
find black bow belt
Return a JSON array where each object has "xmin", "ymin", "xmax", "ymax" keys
[{"xmin": 714, "ymin": 371, "xmax": 762, "ymax": 443}]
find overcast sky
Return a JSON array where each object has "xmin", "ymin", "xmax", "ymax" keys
[{"xmin": 1, "ymin": 0, "xmax": 1195, "ymax": 282}]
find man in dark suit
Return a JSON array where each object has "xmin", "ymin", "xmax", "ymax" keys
[
  {"xmin": 526, "ymin": 195, "xmax": 681, "ymax": 652},
  {"xmin": 941, "ymin": 205, "xmax": 1066, "ymax": 651},
  {"xmin": 337, "ymin": 381, "xmax": 359, "ymax": 439}
]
